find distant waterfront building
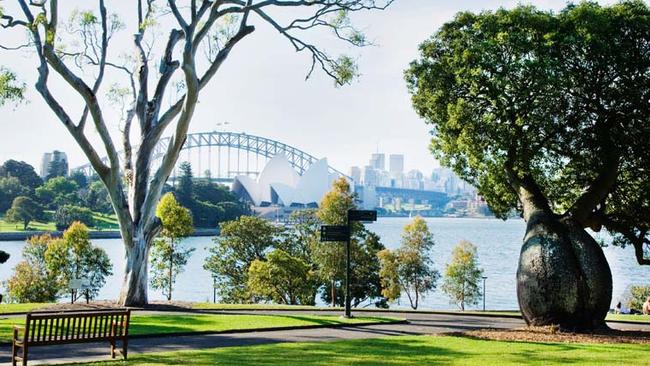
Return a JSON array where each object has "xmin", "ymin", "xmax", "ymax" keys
[
  {"xmin": 349, "ymin": 166, "xmax": 362, "ymax": 184},
  {"xmin": 389, "ymin": 154, "xmax": 404, "ymax": 176},
  {"xmin": 362, "ymin": 166, "xmax": 380, "ymax": 187},
  {"xmin": 232, "ymin": 155, "xmax": 337, "ymax": 207},
  {"xmin": 40, "ymin": 150, "xmax": 68, "ymax": 178},
  {"xmin": 369, "ymin": 153, "xmax": 385, "ymax": 171}
]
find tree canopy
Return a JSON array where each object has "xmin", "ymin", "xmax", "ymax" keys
[{"xmin": 406, "ymin": 1, "xmax": 650, "ymax": 264}]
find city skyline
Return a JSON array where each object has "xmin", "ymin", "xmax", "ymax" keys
[{"xmin": 0, "ymin": 0, "xmax": 608, "ymax": 175}]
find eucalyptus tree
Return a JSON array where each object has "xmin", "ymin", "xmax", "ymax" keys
[
  {"xmin": 0, "ymin": 0, "xmax": 392, "ymax": 306},
  {"xmin": 407, "ymin": 2, "xmax": 650, "ymax": 329}
]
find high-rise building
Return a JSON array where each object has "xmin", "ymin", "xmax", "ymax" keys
[
  {"xmin": 40, "ymin": 150, "xmax": 68, "ymax": 178},
  {"xmin": 369, "ymin": 153, "xmax": 385, "ymax": 171},
  {"xmin": 348, "ymin": 166, "xmax": 362, "ymax": 184},
  {"xmin": 362, "ymin": 166, "xmax": 380, "ymax": 187},
  {"xmin": 389, "ymin": 154, "xmax": 404, "ymax": 176}
]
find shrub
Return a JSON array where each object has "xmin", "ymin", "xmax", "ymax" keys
[{"xmin": 54, "ymin": 205, "xmax": 95, "ymax": 230}]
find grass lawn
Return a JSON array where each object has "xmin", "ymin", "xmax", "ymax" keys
[
  {"xmin": 605, "ymin": 313, "xmax": 650, "ymax": 323},
  {"xmin": 0, "ymin": 218, "xmax": 55, "ymax": 231},
  {"xmin": 56, "ymin": 335, "xmax": 647, "ymax": 366},
  {"xmin": 0, "ymin": 303, "xmax": 50, "ymax": 314},
  {"xmin": 0, "ymin": 313, "xmax": 397, "ymax": 343}
]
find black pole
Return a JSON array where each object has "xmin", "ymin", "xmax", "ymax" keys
[
  {"xmin": 482, "ymin": 276, "xmax": 487, "ymax": 311},
  {"xmin": 344, "ymin": 215, "xmax": 352, "ymax": 318},
  {"xmin": 213, "ymin": 276, "xmax": 217, "ymax": 304}
]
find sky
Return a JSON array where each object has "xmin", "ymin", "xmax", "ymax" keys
[{"xmin": 0, "ymin": 0, "xmax": 617, "ymax": 177}]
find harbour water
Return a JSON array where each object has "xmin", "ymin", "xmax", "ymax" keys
[{"xmin": 0, "ymin": 217, "xmax": 646, "ymax": 310}]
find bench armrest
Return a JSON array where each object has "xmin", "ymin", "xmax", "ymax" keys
[{"xmin": 13, "ymin": 325, "xmax": 25, "ymax": 342}]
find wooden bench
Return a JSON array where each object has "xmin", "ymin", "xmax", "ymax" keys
[{"xmin": 12, "ymin": 309, "xmax": 131, "ymax": 366}]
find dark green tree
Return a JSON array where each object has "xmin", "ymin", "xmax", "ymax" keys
[
  {"xmin": 248, "ymin": 249, "xmax": 318, "ymax": 305},
  {"xmin": 54, "ymin": 205, "xmax": 95, "ymax": 230},
  {"xmin": 36, "ymin": 176, "xmax": 80, "ymax": 209},
  {"xmin": 406, "ymin": 2, "xmax": 650, "ymax": 329},
  {"xmin": 0, "ymin": 176, "xmax": 29, "ymax": 212},
  {"xmin": 204, "ymin": 216, "xmax": 285, "ymax": 303},
  {"xmin": 5, "ymin": 196, "xmax": 45, "ymax": 230},
  {"xmin": 69, "ymin": 171, "xmax": 89, "ymax": 189},
  {"xmin": 176, "ymin": 162, "xmax": 194, "ymax": 208},
  {"xmin": 0, "ymin": 160, "xmax": 42, "ymax": 192}
]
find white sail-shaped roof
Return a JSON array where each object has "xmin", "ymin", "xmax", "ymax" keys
[{"xmin": 233, "ymin": 155, "xmax": 340, "ymax": 207}]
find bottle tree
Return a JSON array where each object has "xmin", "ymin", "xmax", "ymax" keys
[
  {"xmin": 406, "ymin": 2, "xmax": 650, "ymax": 329},
  {"xmin": 0, "ymin": 0, "xmax": 392, "ymax": 306}
]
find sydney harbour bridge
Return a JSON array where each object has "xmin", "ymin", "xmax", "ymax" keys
[{"xmin": 74, "ymin": 131, "xmax": 350, "ymax": 183}]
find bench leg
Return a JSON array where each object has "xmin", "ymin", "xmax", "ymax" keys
[
  {"xmin": 12, "ymin": 341, "xmax": 17, "ymax": 366},
  {"xmin": 110, "ymin": 339, "xmax": 116, "ymax": 359},
  {"xmin": 21, "ymin": 345, "xmax": 28, "ymax": 366},
  {"xmin": 122, "ymin": 337, "xmax": 128, "ymax": 360}
]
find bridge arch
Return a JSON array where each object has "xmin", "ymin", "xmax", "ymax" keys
[{"xmin": 73, "ymin": 131, "xmax": 349, "ymax": 181}]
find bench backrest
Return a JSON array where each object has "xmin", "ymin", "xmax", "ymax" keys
[{"xmin": 24, "ymin": 309, "xmax": 130, "ymax": 345}]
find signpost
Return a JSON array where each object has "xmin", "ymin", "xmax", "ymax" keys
[{"xmin": 320, "ymin": 209, "xmax": 377, "ymax": 318}]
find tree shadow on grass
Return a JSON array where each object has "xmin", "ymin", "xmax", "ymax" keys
[{"xmin": 130, "ymin": 336, "xmax": 467, "ymax": 366}]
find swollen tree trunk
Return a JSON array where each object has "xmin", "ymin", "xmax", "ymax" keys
[{"xmin": 517, "ymin": 205, "xmax": 612, "ymax": 330}]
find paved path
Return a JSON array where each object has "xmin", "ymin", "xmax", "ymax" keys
[{"xmin": 1, "ymin": 310, "xmax": 648, "ymax": 365}]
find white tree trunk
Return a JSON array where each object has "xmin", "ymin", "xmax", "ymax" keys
[{"xmin": 118, "ymin": 228, "xmax": 152, "ymax": 307}]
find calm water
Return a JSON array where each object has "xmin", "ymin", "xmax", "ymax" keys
[{"xmin": 0, "ymin": 218, "xmax": 646, "ymax": 310}]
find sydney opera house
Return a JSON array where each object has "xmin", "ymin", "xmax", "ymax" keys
[{"xmin": 232, "ymin": 155, "xmax": 339, "ymax": 208}]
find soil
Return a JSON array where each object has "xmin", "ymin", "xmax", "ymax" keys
[{"xmin": 447, "ymin": 326, "xmax": 650, "ymax": 345}]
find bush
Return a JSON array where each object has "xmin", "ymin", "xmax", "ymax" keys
[
  {"xmin": 624, "ymin": 285, "xmax": 650, "ymax": 311},
  {"xmin": 54, "ymin": 205, "xmax": 95, "ymax": 230},
  {"xmin": 5, "ymin": 235, "xmax": 59, "ymax": 303},
  {"xmin": 5, "ymin": 261, "xmax": 59, "ymax": 303}
]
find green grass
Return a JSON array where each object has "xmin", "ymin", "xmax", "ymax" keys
[
  {"xmin": 605, "ymin": 313, "xmax": 650, "ymax": 323},
  {"xmin": 0, "ymin": 212, "xmax": 118, "ymax": 232},
  {"xmin": 58, "ymin": 335, "xmax": 648, "ymax": 366},
  {"xmin": 0, "ymin": 313, "xmax": 397, "ymax": 343},
  {"xmin": 0, "ymin": 218, "xmax": 56, "ymax": 232},
  {"xmin": 0, "ymin": 303, "xmax": 49, "ymax": 314},
  {"xmin": 192, "ymin": 303, "xmax": 341, "ymax": 311}
]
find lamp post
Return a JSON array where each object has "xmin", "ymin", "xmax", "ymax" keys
[{"xmin": 482, "ymin": 276, "xmax": 488, "ymax": 311}]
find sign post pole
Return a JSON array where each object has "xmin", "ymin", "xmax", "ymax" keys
[
  {"xmin": 345, "ymin": 215, "xmax": 352, "ymax": 318},
  {"xmin": 320, "ymin": 209, "xmax": 376, "ymax": 319}
]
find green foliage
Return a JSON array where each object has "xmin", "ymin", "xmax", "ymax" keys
[
  {"xmin": 44, "ymin": 222, "xmax": 112, "ymax": 301},
  {"xmin": 204, "ymin": 216, "xmax": 285, "ymax": 303},
  {"xmin": 313, "ymin": 178, "xmax": 386, "ymax": 307},
  {"xmin": 405, "ymin": 2, "xmax": 650, "ymax": 259},
  {"xmin": 441, "ymin": 241, "xmax": 483, "ymax": 311},
  {"xmin": 54, "ymin": 205, "xmax": 95, "ymax": 230},
  {"xmin": 248, "ymin": 249, "xmax": 318, "ymax": 305},
  {"xmin": 176, "ymin": 162, "xmax": 194, "ymax": 208},
  {"xmin": 173, "ymin": 162, "xmax": 249, "ymax": 227},
  {"xmin": 378, "ymin": 217, "xmax": 439, "ymax": 309},
  {"xmin": 0, "ymin": 160, "xmax": 42, "ymax": 192},
  {"xmin": 5, "ymin": 235, "xmax": 59, "ymax": 303},
  {"xmin": 0, "ymin": 68, "xmax": 24, "ymax": 107},
  {"xmin": 5, "ymin": 196, "xmax": 45, "ymax": 230},
  {"xmin": 36, "ymin": 176, "xmax": 79, "ymax": 209},
  {"xmin": 0, "ymin": 176, "xmax": 29, "ymax": 212},
  {"xmin": 623, "ymin": 285, "xmax": 650, "ymax": 311},
  {"xmin": 80, "ymin": 180, "xmax": 113, "ymax": 214},
  {"xmin": 150, "ymin": 193, "xmax": 195, "ymax": 301}
]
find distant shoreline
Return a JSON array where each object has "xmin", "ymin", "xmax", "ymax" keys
[{"xmin": 0, "ymin": 228, "xmax": 219, "ymax": 242}]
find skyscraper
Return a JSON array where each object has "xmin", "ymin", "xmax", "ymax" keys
[
  {"xmin": 348, "ymin": 166, "xmax": 362, "ymax": 183},
  {"xmin": 40, "ymin": 150, "xmax": 68, "ymax": 178},
  {"xmin": 389, "ymin": 154, "xmax": 404, "ymax": 176},
  {"xmin": 369, "ymin": 153, "xmax": 385, "ymax": 171}
]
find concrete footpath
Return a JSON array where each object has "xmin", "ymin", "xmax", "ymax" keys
[{"xmin": 1, "ymin": 310, "xmax": 648, "ymax": 366}]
